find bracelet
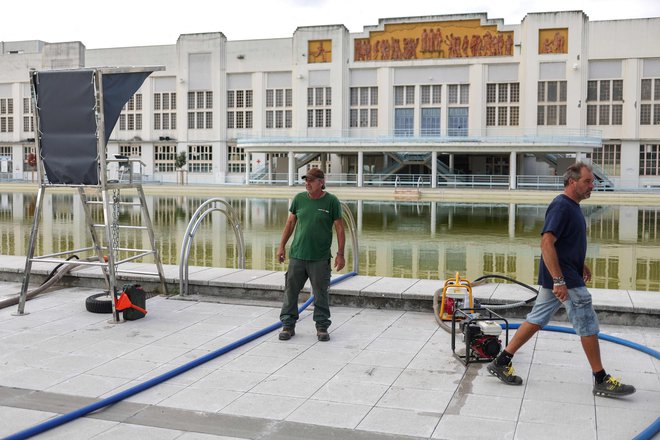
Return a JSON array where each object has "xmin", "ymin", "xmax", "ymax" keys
[
  {"xmin": 552, "ymin": 276, "xmax": 564, "ymax": 284},
  {"xmin": 553, "ymin": 280, "xmax": 566, "ymax": 287}
]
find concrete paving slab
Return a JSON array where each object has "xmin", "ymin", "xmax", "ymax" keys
[
  {"xmin": 361, "ymin": 276, "xmax": 418, "ymax": 299},
  {"xmin": 0, "ymin": 281, "xmax": 657, "ymax": 440},
  {"xmin": 629, "ymin": 288, "xmax": 660, "ymax": 313},
  {"xmin": 403, "ymin": 278, "xmax": 440, "ymax": 300},
  {"xmin": 328, "ymin": 275, "xmax": 380, "ymax": 296},
  {"xmin": 208, "ymin": 269, "xmax": 276, "ymax": 287}
]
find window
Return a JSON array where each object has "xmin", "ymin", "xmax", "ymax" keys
[
  {"xmin": 587, "ymin": 80, "xmax": 623, "ymax": 125},
  {"xmin": 640, "ymin": 78, "xmax": 660, "ymax": 125},
  {"xmin": 119, "ymin": 144, "xmax": 142, "ymax": 158},
  {"xmin": 448, "ymin": 84, "xmax": 469, "ymax": 136},
  {"xmin": 0, "ymin": 98, "xmax": 14, "ymax": 133},
  {"xmin": 307, "ymin": 87, "xmax": 331, "ymax": 128},
  {"xmin": 421, "ymin": 108, "xmax": 440, "ymax": 136},
  {"xmin": 448, "ymin": 107, "xmax": 468, "ymax": 136},
  {"xmin": 188, "ymin": 91, "xmax": 213, "ymax": 129},
  {"xmin": 188, "ymin": 144, "xmax": 212, "ymax": 173},
  {"xmin": 394, "ymin": 108, "xmax": 414, "ymax": 137},
  {"xmin": 226, "ymin": 89, "xmax": 252, "ymax": 129},
  {"xmin": 118, "ymin": 93, "xmax": 142, "ymax": 131},
  {"xmin": 588, "ymin": 144, "xmax": 621, "ymax": 176},
  {"xmin": 266, "ymin": 88, "xmax": 292, "ymax": 129},
  {"xmin": 22, "ymin": 97, "xmax": 34, "ymax": 133},
  {"xmin": 395, "ymin": 86, "xmax": 415, "ymax": 105},
  {"xmin": 0, "ymin": 146, "xmax": 12, "ymax": 172},
  {"xmin": 486, "ymin": 83, "xmax": 519, "ymax": 126},
  {"xmin": 154, "ymin": 145, "xmax": 177, "ymax": 172},
  {"xmin": 640, "ymin": 144, "xmax": 660, "ymax": 176},
  {"xmin": 421, "ymin": 85, "xmax": 441, "ymax": 105},
  {"xmin": 537, "ymin": 81, "xmax": 566, "ymax": 125},
  {"xmin": 153, "ymin": 92, "xmax": 176, "ymax": 130},
  {"xmin": 349, "ymin": 87, "xmax": 378, "ymax": 128},
  {"xmin": 393, "ymin": 85, "xmax": 414, "ymax": 136},
  {"xmin": 227, "ymin": 145, "xmax": 245, "ymax": 173},
  {"xmin": 448, "ymin": 84, "xmax": 469, "ymax": 104}
]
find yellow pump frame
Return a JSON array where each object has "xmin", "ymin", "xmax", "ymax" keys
[{"xmin": 438, "ymin": 272, "xmax": 474, "ymax": 321}]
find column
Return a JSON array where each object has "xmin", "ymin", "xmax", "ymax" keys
[
  {"xmin": 449, "ymin": 154, "xmax": 455, "ymax": 173},
  {"xmin": 430, "ymin": 201, "xmax": 436, "ymax": 237},
  {"xmin": 431, "ymin": 151, "xmax": 438, "ymax": 189},
  {"xmin": 267, "ymin": 153, "xmax": 273, "ymax": 183},
  {"xmin": 244, "ymin": 152, "xmax": 250, "ymax": 185},
  {"xmin": 509, "ymin": 151, "xmax": 517, "ymax": 189},
  {"xmin": 357, "ymin": 200, "xmax": 363, "ymax": 233},
  {"xmin": 357, "ymin": 151, "xmax": 364, "ymax": 188},
  {"xmin": 288, "ymin": 151, "xmax": 295, "ymax": 186},
  {"xmin": 508, "ymin": 203, "xmax": 516, "ymax": 238}
]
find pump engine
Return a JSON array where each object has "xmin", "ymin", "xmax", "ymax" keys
[{"xmin": 460, "ymin": 319, "xmax": 502, "ymax": 359}]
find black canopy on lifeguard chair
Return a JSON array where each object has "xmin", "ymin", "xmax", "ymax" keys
[{"xmin": 17, "ymin": 67, "xmax": 167, "ymax": 322}]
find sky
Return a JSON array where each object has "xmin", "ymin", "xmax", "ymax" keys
[{"xmin": 3, "ymin": 0, "xmax": 660, "ymax": 49}]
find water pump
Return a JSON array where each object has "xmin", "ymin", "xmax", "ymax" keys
[{"xmin": 451, "ymin": 307, "xmax": 509, "ymax": 366}]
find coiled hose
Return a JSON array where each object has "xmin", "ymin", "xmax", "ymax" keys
[
  {"xmin": 3, "ymin": 271, "xmax": 358, "ymax": 440},
  {"xmin": 472, "ymin": 273, "xmax": 539, "ymax": 310}
]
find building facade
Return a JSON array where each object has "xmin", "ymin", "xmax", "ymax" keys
[{"xmin": 1, "ymin": 11, "xmax": 659, "ymax": 188}]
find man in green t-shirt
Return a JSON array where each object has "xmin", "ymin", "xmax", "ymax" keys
[{"xmin": 277, "ymin": 167, "xmax": 345, "ymax": 342}]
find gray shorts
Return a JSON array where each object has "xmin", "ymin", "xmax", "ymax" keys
[{"xmin": 526, "ymin": 286, "xmax": 600, "ymax": 336}]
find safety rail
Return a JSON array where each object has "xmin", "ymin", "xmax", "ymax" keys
[{"xmin": 179, "ymin": 198, "xmax": 245, "ymax": 295}]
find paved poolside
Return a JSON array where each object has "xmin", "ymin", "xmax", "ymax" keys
[{"xmin": 0, "ymin": 281, "xmax": 658, "ymax": 440}]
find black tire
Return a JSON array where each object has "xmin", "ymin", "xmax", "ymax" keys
[{"xmin": 85, "ymin": 292, "xmax": 113, "ymax": 314}]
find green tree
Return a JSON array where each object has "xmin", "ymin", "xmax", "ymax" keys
[{"xmin": 175, "ymin": 151, "xmax": 187, "ymax": 169}]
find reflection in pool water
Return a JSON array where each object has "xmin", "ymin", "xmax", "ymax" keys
[{"xmin": 0, "ymin": 192, "xmax": 658, "ymax": 292}]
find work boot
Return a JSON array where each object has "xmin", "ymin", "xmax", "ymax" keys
[
  {"xmin": 487, "ymin": 359, "xmax": 523, "ymax": 385},
  {"xmin": 279, "ymin": 326, "xmax": 295, "ymax": 341},
  {"xmin": 316, "ymin": 328, "xmax": 330, "ymax": 342},
  {"xmin": 593, "ymin": 375, "xmax": 636, "ymax": 397}
]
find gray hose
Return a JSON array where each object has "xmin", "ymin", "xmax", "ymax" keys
[{"xmin": 0, "ymin": 257, "xmax": 98, "ymax": 310}]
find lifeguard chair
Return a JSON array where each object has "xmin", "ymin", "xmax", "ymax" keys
[{"xmin": 16, "ymin": 67, "xmax": 167, "ymax": 322}]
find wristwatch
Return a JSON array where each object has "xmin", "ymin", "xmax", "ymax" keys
[{"xmin": 552, "ymin": 276, "xmax": 566, "ymax": 286}]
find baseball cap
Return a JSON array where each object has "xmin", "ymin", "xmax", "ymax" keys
[{"xmin": 302, "ymin": 168, "xmax": 325, "ymax": 180}]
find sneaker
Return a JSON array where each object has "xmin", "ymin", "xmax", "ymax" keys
[
  {"xmin": 316, "ymin": 328, "xmax": 330, "ymax": 342},
  {"xmin": 279, "ymin": 326, "xmax": 295, "ymax": 340},
  {"xmin": 487, "ymin": 360, "xmax": 523, "ymax": 385},
  {"xmin": 593, "ymin": 375, "xmax": 636, "ymax": 397}
]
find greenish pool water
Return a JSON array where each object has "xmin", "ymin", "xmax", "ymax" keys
[{"xmin": 0, "ymin": 192, "xmax": 658, "ymax": 291}]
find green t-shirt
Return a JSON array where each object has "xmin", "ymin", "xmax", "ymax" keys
[{"xmin": 289, "ymin": 191, "xmax": 342, "ymax": 261}]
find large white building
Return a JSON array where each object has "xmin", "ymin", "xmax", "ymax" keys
[{"xmin": 1, "ymin": 10, "xmax": 659, "ymax": 189}]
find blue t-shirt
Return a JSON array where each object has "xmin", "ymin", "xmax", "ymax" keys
[{"xmin": 538, "ymin": 194, "xmax": 587, "ymax": 289}]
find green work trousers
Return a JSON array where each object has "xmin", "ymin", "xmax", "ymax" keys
[{"xmin": 280, "ymin": 258, "xmax": 331, "ymax": 329}]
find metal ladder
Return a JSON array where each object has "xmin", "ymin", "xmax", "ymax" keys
[
  {"xmin": 16, "ymin": 66, "xmax": 166, "ymax": 323},
  {"xmin": 17, "ymin": 178, "xmax": 168, "ymax": 322}
]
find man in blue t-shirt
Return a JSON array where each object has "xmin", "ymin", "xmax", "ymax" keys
[
  {"xmin": 488, "ymin": 162, "xmax": 635, "ymax": 398},
  {"xmin": 276, "ymin": 167, "xmax": 345, "ymax": 342}
]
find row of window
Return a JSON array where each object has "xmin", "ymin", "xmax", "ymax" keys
[
  {"xmin": 10, "ymin": 142, "xmax": 660, "ymax": 177},
  {"xmin": 3, "ymin": 79, "xmax": 660, "ymax": 135}
]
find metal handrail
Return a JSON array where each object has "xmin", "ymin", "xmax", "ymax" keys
[
  {"xmin": 341, "ymin": 202, "xmax": 359, "ymax": 274},
  {"xmin": 179, "ymin": 198, "xmax": 245, "ymax": 295},
  {"xmin": 178, "ymin": 199, "xmax": 359, "ymax": 295}
]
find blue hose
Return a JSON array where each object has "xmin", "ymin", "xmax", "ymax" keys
[
  {"xmin": 505, "ymin": 322, "xmax": 660, "ymax": 440},
  {"xmin": 3, "ymin": 271, "xmax": 357, "ymax": 440},
  {"xmin": 505, "ymin": 323, "xmax": 660, "ymax": 360},
  {"xmin": 633, "ymin": 418, "xmax": 660, "ymax": 440}
]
